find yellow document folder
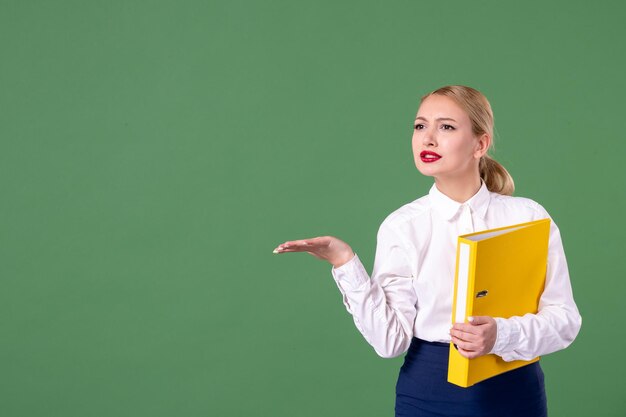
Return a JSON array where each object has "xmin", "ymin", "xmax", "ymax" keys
[{"xmin": 448, "ymin": 218, "xmax": 551, "ymax": 388}]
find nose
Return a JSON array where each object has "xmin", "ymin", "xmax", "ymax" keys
[{"xmin": 422, "ymin": 126, "xmax": 437, "ymax": 147}]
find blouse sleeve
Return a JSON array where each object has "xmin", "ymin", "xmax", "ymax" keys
[
  {"xmin": 331, "ymin": 221, "xmax": 417, "ymax": 358},
  {"xmin": 490, "ymin": 203, "xmax": 582, "ymax": 361}
]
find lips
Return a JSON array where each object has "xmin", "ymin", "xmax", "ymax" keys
[{"xmin": 420, "ymin": 151, "xmax": 442, "ymax": 163}]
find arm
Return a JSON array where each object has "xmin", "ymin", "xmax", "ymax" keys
[
  {"xmin": 489, "ymin": 208, "xmax": 582, "ymax": 361},
  {"xmin": 273, "ymin": 226, "xmax": 417, "ymax": 358},
  {"xmin": 450, "ymin": 205, "xmax": 582, "ymax": 360},
  {"xmin": 331, "ymin": 223, "xmax": 417, "ymax": 358}
]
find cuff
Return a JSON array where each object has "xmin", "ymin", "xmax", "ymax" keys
[
  {"xmin": 489, "ymin": 317, "xmax": 521, "ymax": 358},
  {"xmin": 331, "ymin": 253, "xmax": 369, "ymax": 291}
]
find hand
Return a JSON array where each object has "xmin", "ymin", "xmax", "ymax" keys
[
  {"xmin": 450, "ymin": 316, "xmax": 497, "ymax": 359},
  {"xmin": 273, "ymin": 236, "xmax": 355, "ymax": 268}
]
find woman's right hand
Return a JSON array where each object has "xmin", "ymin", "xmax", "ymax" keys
[{"xmin": 273, "ymin": 236, "xmax": 355, "ymax": 268}]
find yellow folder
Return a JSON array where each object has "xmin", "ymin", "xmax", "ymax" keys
[{"xmin": 448, "ymin": 218, "xmax": 550, "ymax": 388}]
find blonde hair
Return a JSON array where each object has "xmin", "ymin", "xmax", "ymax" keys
[{"xmin": 420, "ymin": 85, "xmax": 515, "ymax": 196}]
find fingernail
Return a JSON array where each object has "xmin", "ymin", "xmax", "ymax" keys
[
  {"xmin": 272, "ymin": 249, "xmax": 279, "ymax": 254},
  {"xmin": 468, "ymin": 316, "xmax": 474, "ymax": 323}
]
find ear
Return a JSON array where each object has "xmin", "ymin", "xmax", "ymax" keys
[{"xmin": 474, "ymin": 133, "xmax": 491, "ymax": 159}]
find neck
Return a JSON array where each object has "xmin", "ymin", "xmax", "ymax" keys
[{"xmin": 434, "ymin": 175, "xmax": 482, "ymax": 203}]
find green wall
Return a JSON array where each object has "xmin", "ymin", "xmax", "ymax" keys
[{"xmin": 2, "ymin": 1, "xmax": 624, "ymax": 416}]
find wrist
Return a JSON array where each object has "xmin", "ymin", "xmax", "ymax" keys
[{"xmin": 332, "ymin": 250, "xmax": 355, "ymax": 268}]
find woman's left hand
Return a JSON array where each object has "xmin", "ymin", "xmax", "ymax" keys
[{"xmin": 450, "ymin": 316, "xmax": 497, "ymax": 359}]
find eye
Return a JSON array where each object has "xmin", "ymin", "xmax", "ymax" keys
[
  {"xmin": 441, "ymin": 124, "xmax": 455, "ymax": 130},
  {"xmin": 414, "ymin": 124, "xmax": 425, "ymax": 130}
]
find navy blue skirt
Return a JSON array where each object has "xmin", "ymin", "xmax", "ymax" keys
[{"xmin": 395, "ymin": 338, "xmax": 547, "ymax": 417}]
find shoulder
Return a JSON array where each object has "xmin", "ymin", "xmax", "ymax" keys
[
  {"xmin": 382, "ymin": 194, "xmax": 431, "ymax": 226},
  {"xmin": 490, "ymin": 193, "xmax": 567, "ymax": 247},
  {"xmin": 377, "ymin": 194, "xmax": 433, "ymax": 244},
  {"xmin": 489, "ymin": 192, "xmax": 552, "ymax": 220}
]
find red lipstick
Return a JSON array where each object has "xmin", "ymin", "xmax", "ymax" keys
[{"xmin": 420, "ymin": 151, "xmax": 442, "ymax": 163}]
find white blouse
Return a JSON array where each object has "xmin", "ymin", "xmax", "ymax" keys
[{"xmin": 331, "ymin": 181, "xmax": 582, "ymax": 361}]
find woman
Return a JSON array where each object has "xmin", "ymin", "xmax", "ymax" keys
[{"xmin": 273, "ymin": 85, "xmax": 581, "ymax": 417}]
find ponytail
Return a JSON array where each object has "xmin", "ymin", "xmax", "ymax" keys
[{"xmin": 479, "ymin": 155, "xmax": 515, "ymax": 196}]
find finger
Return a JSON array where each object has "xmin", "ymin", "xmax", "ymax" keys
[
  {"xmin": 450, "ymin": 336, "xmax": 478, "ymax": 353},
  {"xmin": 290, "ymin": 239, "xmax": 326, "ymax": 249},
  {"xmin": 288, "ymin": 239, "xmax": 312, "ymax": 246},
  {"xmin": 277, "ymin": 240, "xmax": 309, "ymax": 249},
  {"xmin": 456, "ymin": 346, "xmax": 480, "ymax": 359},
  {"xmin": 452, "ymin": 323, "xmax": 479, "ymax": 334},
  {"xmin": 274, "ymin": 247, "xmax": 311, "ymax": 253},
  {"xmin": 450, "ymin": 328, "xmax": 479, "ymax": 343},
  {"xmin": 309, "ymin": 237, "xmax": 334, "ymax": 249},
  {"xmin": 274, "ymin": 240, "xmax": 313, "ymax": 252},
  {"xmin": 468, "ymin": 316, "xmax": 491, "ymax": 325},
  {"xmin": 276, "ymin": 236, "xmax": 330, "ymax": 249}
]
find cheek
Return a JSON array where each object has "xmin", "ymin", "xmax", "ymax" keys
[
  {"xmin": 411, "ymin": 136, "xmax": 422, "ymax": 160},
  {"xmin": 447, "ymin": 137, "xmax": 473, "ymax": 156},
  {"xmin": 411, "ymin": 135, "xmax": 421, "ymax": 164},
  {"xmin": 411, "ymin": 131, "xmax": 421, "ymax": 149}
]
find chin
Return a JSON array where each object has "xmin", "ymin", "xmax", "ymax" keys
[{"xmin": 415, "ymin": 164, "xmax": 437, "ymax": 178}]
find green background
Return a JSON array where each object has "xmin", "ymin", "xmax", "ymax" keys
[{"xmin": 2, "ymin": 1, "xmax": 624, "ymax": 416}]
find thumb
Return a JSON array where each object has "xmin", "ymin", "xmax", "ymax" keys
[{"xmin": 468, "ymin": 316, "xmax": 490, "ymax": 325}]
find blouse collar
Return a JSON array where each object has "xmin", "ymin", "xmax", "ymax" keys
[{"xmin": 428, "ymin": 180, "xmax": 491, "ymax": 221}]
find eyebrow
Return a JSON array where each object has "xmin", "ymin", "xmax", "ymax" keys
[{"xmin": 414, "ymin": 117, "xmax": 458, "ymax": 123}]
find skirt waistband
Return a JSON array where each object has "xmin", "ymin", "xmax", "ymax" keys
[{"xmin": 412, "ymin": 337, "xmax": 449, "ymax": 348}]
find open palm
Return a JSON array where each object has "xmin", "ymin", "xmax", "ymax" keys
[{"xmin": 273, "ymin": 236, "xmax": 355, "ymax": 268}]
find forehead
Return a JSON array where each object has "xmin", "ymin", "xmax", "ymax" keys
[{"xmin": 416, "ymin": 95, "xmax": 469, "ymax": 122}]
